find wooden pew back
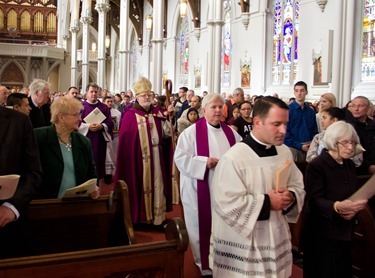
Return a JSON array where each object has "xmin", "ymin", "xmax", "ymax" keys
[
  {"xmin": 27, "ymin": 180, "xmax": 135, "ymax": 255},
  {"xmin": 0, "ymin": 218, "xmax": 188, "ymax": 278},
  {"xmin": 0, "ymin": 181, "xmax": 188, "ymax": 277}
]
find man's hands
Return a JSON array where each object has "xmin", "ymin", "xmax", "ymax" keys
[
  {"xmin": 268, "ymin": 188, "xmax": 294, "ymax": 211},
  {"xmin": 89, "ymin": 123, "xmax": 103, "ymax": 132},
  {"xmin": 0, "ymin": 206, "xmax": 16, "ymax": 228},
  {"xmin": 207, "ymin": 157, "xmax": 219, "ymax": 169},
  {"xmin": 334, "ymin": 199, "xmax": 367, "ymax": 220}
]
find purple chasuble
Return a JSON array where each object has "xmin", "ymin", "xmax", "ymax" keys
[
  {"xmin": 81, "ymin": 101, "xmax": 113, "ymax": 178},
  {"xmin": 195, "ymin": 117, "xmax": 236, "ymax": 270}
]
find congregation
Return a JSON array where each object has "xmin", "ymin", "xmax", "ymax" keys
[{"xmin": 0, "ymin": 78, "xmax": 375, "ymax": 278}]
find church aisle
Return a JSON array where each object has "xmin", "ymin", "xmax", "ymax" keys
[{"xmin": 100, "ymin": 182, "xmax": 303, "ymax": 277}]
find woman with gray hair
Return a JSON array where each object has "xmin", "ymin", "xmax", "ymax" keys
[
  {"xmin": 302, "ymin": 121, "xmax": 367, "ymax": 278},
  {"xmin": 34, "ymin": 96, "xmax": 99, "ymax": 199}
]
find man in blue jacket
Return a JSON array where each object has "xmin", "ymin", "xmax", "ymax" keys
[{"xmin": 285, "ymin": 81, "xmax": 318, "ymax": 162}]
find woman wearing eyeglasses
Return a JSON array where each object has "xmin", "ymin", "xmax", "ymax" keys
[
  {"xmin": 230, "ymin": 101, "xmax": 253, "ymax": 139},
  {"xmin": 302, "ymin": 121, "xmax": 367, "ymax": 278},
  {"xmin": 34, "ymin": 96, "xmax": 99, "ymax": 199}
]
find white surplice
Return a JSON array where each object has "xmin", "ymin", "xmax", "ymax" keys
[
  {"xmin": 174, "ymin": 122, "xmax": 242, "ymax": 274},
  {"xmin": 210, "ymin": 142, "xmax": 305, "ymax": 278}
]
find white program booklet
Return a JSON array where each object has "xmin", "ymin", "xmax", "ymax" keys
[
  {"xmin": 349, "ymin": 174, "xmax": 375, "ymax": 201},
  {"xmin": 0, "ymin": 174, "xmax": 20, "ymax": 200},
  {"xmin": 83, "ymin": 108, "xmax": 106, "ymax": 124},
  {"xmin": 62, "ymin": 178, "xmax": 97, "ymax": 198}
]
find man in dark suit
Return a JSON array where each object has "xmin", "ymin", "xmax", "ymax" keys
[
  {"xmin": 28, "ymin": 79, "xmax": 52, "ymax": 128},
  {"xmin": 0, "ymin": 107, "xmax": 42, "ymax": 258}
]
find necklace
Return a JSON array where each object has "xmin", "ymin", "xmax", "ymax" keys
[{"xmin": 57, "ymin": 134, "xmax": 72, "ymax": 151}]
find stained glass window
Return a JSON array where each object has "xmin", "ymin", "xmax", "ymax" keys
[
  {"xmin": 222, "ymin": 9, "xmax": 231, "ymax": 88},
  {"xmin": 272, "ymin": 0, "xmax": 300, "ymax": 85},
  {"xmin": 179, "ymin": 16, "xmax": 189, "ymax": 87},
  {"xmin": 361, "ymin": 0, "xmax": 375, "ymax": 81}
]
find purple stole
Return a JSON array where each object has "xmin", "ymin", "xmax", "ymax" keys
[{"xmin": 195, "ymin": 118, "xmax": 236, "ymax": 270}]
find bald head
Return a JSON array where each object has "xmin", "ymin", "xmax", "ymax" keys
[{"xmin": 0, "ymin": 86, "xmax": 9, "ymax": 106}]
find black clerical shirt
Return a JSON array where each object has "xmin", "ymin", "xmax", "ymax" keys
[{"xmin": 241, "ymin": 134, "xmax": 296, "ymax": 220}]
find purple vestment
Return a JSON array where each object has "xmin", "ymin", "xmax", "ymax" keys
[
  {"xmin": 195, "ymin": 118, "xmax": 236, "ymax": 270},
  {"xmin": 115, "ymin": 105, "xmax": 172, "ymax": 224},
  {"xmin": 81, "ymin": 101, "xmax": 113, "ymax": 178}
]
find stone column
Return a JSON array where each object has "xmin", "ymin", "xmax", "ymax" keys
[
  {"xmin": 70, "ymin": 0, "xmax": 80, "ymax": 87},
  {"xmin": 151, "ymin": 0, "xmax": 164, "ymax": 94},
  {"xmin": 119, "ymin": 0, "xmax": 130, "ymax": 91},
  {"xmin": 70, "ymin": 26, "xmax": 79, "ymax": 87},
  {"xmin": 207, "ymin": 0, "xmax": 223, "ymax": 94},
  {"xmin": 95, "ymin": 0, "xmax": 110, "ymax": 89},
  {"xmin": 80, "ymin": 0, "xmax": 93, "ymax": 92}
]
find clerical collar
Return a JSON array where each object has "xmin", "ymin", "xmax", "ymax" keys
[
  {"xmin": 242, "ymin": 132, "xmax": 277, "ymax": 157},
  {"xmin": 250, "ymin": 132, "xmax": 273, "ymax": 149},
  {"xmin": 208, "ymin": 122, "xmax": 221, "ymax": 129},
  {"xmin": 86, "ymin": 100, "xmax": 98, "ymax": 105}
]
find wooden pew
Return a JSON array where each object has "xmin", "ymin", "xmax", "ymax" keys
[
  {"xmin": 0, "ymin": 180, "xmax": 189, "ymax": 277},
  {"xmin": 27, "ymin": 180, "xmax": 135, "ymax": 255},
  {"xmin": 352, "ymin": 204, "xmax": 375, "ymax": 278}
]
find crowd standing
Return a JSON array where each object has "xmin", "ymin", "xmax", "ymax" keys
[{"xmin": 0, "ymin": 79, "xmax": 373, "ymax": 278}]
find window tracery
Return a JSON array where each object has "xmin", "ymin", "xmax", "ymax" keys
[{"xmin": 272, "ymin": 0, "xmax": 300, "ymax": 85}]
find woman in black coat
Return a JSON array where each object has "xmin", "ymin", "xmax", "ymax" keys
[
  {"xmin": 34, "ymin": 96, "xmax": 99, "ymax": 199},
  {"xmin": 302, "ymin": 121, "xmax": 367, "ymax": 278}
]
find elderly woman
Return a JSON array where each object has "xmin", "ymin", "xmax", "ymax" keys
[
  {"xmin": 302, "ymin": 121, "xmax": 367, "ymax": 278},
  {"xmin": 34, "ymin": 96, "xmax": 99, "ymax": 199},
  {"xmin": 306, "ymin": 107, "xmax": 363, "ymax": 167}
]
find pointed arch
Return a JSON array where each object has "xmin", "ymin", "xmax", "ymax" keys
[
  {"xmin": 177, "ymin": 16, "xmax": 190, "ymax": 87},
  {"xmin": 46, "ymin": 11, "xmax": 56, "ymax": 33},
  {"xmin": 34, "ymin": 11, "xmax": 44, "ymax": 33},
  {"xmin": 361, "ymin": 0, "xmax": 375, "ymax": 81},
  {"xmin": 272, "ymin": 0, "xmax": 300, "ymax": 85},
  {"xmin": 7, "ymin": 9, "xmax": 17, "ymax": 30},
  {"xmin": 221, "ymin": 1, "xmax": 232, "ymax": 88},
  {"xmin": 0, "ymin": 60, "xmax": 27, "ymax": 88},
  {"xmin": 0, "ymin": 8, "xmax": 4, "ymax": 31},
  {"xmin": 20, "ymin": 10, "xmax": 31, "ymax": 32}
]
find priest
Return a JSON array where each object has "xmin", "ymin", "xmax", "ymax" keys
[
  {"xmin": 78, "ymin": 83, "xmax": 113, "ymax": 179},
  {"xmin": 115, "ymin": 77, "xmax": 174, "ymax": 226},
  {"xmin": 209, "ymin": 96, "xmax": 305, "ymax": 278},
  {"xmin": 174, "ymin": 93, "xmax": 242, "ymax": 277}
]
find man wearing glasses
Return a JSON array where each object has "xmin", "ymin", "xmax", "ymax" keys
[
  {"xmin": 346, "ymin": 96, "xmax": 375, "ymax": 174},
  {"xmin": 115, "ymin": 76, "xmax": 174, "ymax": 227}
]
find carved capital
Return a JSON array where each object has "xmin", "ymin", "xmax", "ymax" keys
[
  {"xmin": 80, "ymin": 16, "xmax": 93, "ymax": 25},
  {"xmin": 95, "ymin": 3, "xmax": 111, "ymax": 14},
  {"xmin": 70, "ymin": 26, "xmax": 80, "ymax": 33}
]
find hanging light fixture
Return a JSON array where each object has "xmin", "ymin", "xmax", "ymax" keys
[
  {"xmin": 146, "ymin": 15, "xmax": 153, "ymax": 31},
  {"xmin": 105, "ymin": 35, "xmax": 110, "ymax": 49},
  {"xmin": 180, "ymin": 0, "xmax": 188, "ymax": 18}
]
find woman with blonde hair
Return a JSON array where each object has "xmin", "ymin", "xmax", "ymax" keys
[
  {"xmin": 316, "ymin": 92, "xmax": 336, "ymax": 132},
  {"xmin": 34, "ymin": 96, "xmax": 99, "ymax": 199}
]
